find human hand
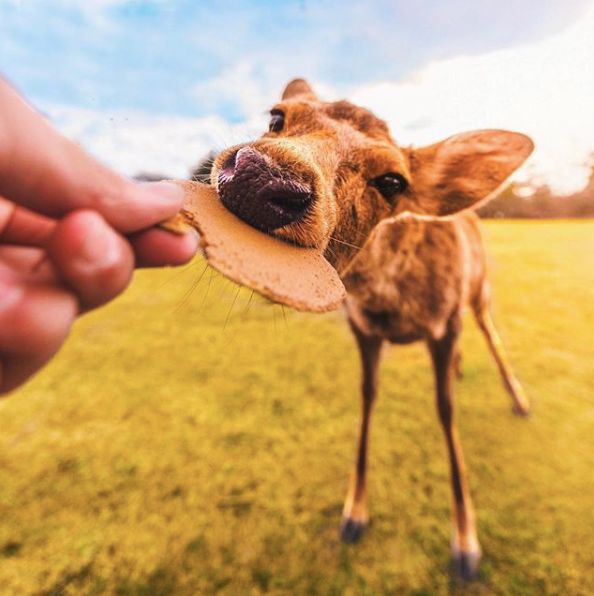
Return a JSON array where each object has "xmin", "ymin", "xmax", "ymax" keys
[{"xmin": 0, "ymin": 79, "xmax": 198, "ymax": 394}]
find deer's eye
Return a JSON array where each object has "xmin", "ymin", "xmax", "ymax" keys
[
  {"xmin": 269, "ymin": 110, "xmax": 285, "ymax": 133},
  {"xmin": 370, "ymin": 173, "xmax": 408, "ymax": 200}
]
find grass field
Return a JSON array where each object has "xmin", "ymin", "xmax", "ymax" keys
[{"xmin": 1, "ymin": 220, "xmax": 593, "ymax": 595}]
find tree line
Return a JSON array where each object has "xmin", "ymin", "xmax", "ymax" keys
[{"xmin": 136, "ymin": 152, "xmax": 594, "ymax": 219}]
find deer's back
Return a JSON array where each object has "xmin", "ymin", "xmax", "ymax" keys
[{"xmin": 343, "ymin": 211, "xmax": 486, "ymax": 343}]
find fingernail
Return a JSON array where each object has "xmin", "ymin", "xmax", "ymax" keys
[
  {"xmin": 176, "ymin": 226, "xmax": 200, "ymax": 249},
  {"xmin": 188, "ymin": 227, "xmax": 203, "ymax": 254},
  {"xmin": 139, "ymin": 181, "xmax": 185, "ymax": 205}
]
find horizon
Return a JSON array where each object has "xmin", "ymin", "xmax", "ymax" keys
[{"xmin": 1, "ymin": 0, "xmax": 593, "ymax": 194}]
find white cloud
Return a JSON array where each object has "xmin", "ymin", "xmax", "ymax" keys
[
  {"xmin": 191, "ymin": 61, "xmax": 337, "ymax": 122},
  {"xmin": 350, "ymin": 2, "xmax": 594, "ymax": 194},
  {"xmin": 46, "ymin": 104, "xmax": 268, "ymax": 179},
  {"xmin": 191, "ymin": 61, "xmax": 274, "ymax": 121},
  {"xmin": 41, "ymin": 2, "xmax": 594, "ymax": 194}
]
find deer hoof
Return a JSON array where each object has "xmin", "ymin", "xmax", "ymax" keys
[
  {"xmin": 452, "ymin": 548, "xmax": 481, "ymax": 581},
  {"xmin": 340, "ymin": 517, "xmax": 367, "ymax": 543}
]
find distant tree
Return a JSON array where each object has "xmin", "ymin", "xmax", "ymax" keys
[
  {"xmin": 477, "ymin": 185, "xmax": 524, "ymax": 218},
  {"xmin": 134, "ymin": 149, "xmax": 593, "ymax": 218},
  {"xmin": 133, "ymin": 172, "xmax": 168, "ymax": 182},
  {"xmin": 479, "ymin": 159, "xmax": 594, "ymax": 219}
]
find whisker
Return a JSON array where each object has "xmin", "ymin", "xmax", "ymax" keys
[
  {"xmin": 223, "ymin": 284, "xmax": 242, "ymax": 330},
  {"xmin": 200, "ymin": 267, "xmax": 215, "ymax": 312},
  {"xmin": 323, "ymin": 242, "xmax": 340, "ymax": 264},
  {"xmin": 325, "ymin": 243, "xmax": 337, "ymax": 258},
  {"xmin": 328, "ymin": 235, "xmax": 363, "ymax": 250},
  {"xmin": 242, "ymin": 289, "xmax": 255, "ymax": 318},
  {"xmin": 175, "ymin": 262, "xmax": 209, "ymax": 312},
  {"xmin": 159, "ymin": 260, "xmax": 199, "ymax": 288}
]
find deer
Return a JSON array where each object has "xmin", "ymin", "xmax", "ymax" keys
[{"xmin": 209, "ymin": 78, "xmax": 533, "ymax": 579}]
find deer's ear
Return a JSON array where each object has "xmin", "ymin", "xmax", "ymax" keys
[
  {"xmin": 282, "ymin": 78, "xmax": 318, "ymax": 101},
  {"xmin": 407, "ymin": 130, "xmax": 534, "ymax": 216}
]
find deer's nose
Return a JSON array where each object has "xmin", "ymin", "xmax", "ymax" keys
[{"xmin": 217, "ymin": 147, "xmax": 313, "ymax": 232}]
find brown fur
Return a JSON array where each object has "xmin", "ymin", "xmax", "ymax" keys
[
  {"xmin": 212, "ymin": 79, "xmax": 533, "ymax": 579},
  {"xmin": 212, "ymin": 79, "xmax": 532, "ymax": 274},
  {"xmin": 343, "ymin": 211, "xmax": 484, "ymax": 344},
  {"xmin": 340, "ymin": 208, "xmax": 530, "ymax": 578}
]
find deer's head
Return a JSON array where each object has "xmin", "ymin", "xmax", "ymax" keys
[{"xmin": 212, "ymin": 79, "xmax": 533, "ymax": 272}]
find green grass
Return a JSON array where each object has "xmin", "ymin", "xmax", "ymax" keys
[{"xmin": 1, "ymin": 220, "xmax": 593, "ymax": 595}]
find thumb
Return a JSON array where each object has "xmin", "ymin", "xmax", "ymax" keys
[{"xmin": 0, "ymin": 79, "xmax": 184, "ymax": 233}]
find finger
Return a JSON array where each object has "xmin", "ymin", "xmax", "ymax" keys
[
  {"xmin": 1, "ymin": 353, "xmax": 60, "ymax": 395},
  {"xmin": 0, "ymin": 80, "xmax": 185, "ymax": 233},
  {"xmin": 0, "ymin": 264, "xmax": 77, "ymax": 394},
  {"xmin": 46, "ymin": 209, "xmax": 134, "ymax": 311},
  {"xmin": 0, "ymin": 195, "xmax": 56, "ymax": 246},
  {"xmin": 0, "ymin": 245, "xmax": 56, "ymax": 282},
  {"xmin": 129, "ymin": 227, "xmax": 199, "ymax": 268}
]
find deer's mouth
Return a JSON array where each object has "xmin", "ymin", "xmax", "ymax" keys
[{"xmin": 214, "ymin": 146, "xmax": 322, "ymax": 248}]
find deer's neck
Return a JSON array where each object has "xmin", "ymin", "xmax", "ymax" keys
[{"xmin": 340, "ymin": 215, "xmax": 435, "ymax": 307}]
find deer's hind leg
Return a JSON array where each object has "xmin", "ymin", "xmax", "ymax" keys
[
  {"xmin": 473, "ymin": 283, "xmax": 530, "ymax": 416},
  {"xmin": 428, "ymin": 318, "xmax": 481, "ymax": 580},
  {"xmin": 340, "ymin": 323, "xmax": 383, "ymax": 543}
]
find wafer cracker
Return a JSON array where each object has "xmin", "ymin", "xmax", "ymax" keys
[{"xmin": 159, "ymin": 181, "xmax": 346, "ymax": 313}]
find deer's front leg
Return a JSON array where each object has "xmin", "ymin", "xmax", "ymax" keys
[
  {"xmin": 340, "ymin": 325, "xmax": 383, "ymax": 543},
  {"xmin": 428, "ymin": 320, "xmax": 481, "ymax": 580}
]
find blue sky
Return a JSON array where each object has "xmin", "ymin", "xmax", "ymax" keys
[
  {"xmin": 1, "ymin": 0, "xmax": 590, "ymax": 121},
  {"xmin": 1, "ymin": 0, "xmax": 592, "ymax": 191}
]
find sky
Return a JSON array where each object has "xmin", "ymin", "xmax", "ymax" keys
[{"xmin": 1, "ymin": 0, "xmax": 593, "ymax": 193}]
